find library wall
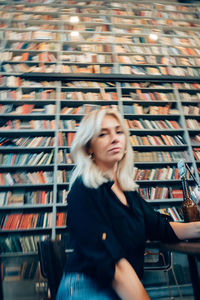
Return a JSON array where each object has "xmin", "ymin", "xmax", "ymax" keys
[{"xmin": 0, "ymin": 0, "xmax": 200, "ymax": 298}]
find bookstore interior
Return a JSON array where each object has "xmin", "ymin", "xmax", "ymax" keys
[{"xmin": 0, "ymin": 0, "xmax": 200, "ymax": 299}]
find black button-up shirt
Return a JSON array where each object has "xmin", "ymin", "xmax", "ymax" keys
[{"xmin": 64, "ymin": 177, "xmax": 179, "ymax": 287}]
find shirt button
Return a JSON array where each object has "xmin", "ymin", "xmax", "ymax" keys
[{"xmin": 102, "ymin": 232, "xmax": 107, "ymax": 240}]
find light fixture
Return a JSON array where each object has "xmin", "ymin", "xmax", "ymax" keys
[
  {"xmin": 69, "ymin": 16, "xmax": 80, "ymax": 23},
  {"xmin": 149, "ymin": 33, "xmax": 158, "ymax": 41},
  {"xmin": 70, "ymin": 31, "xmax": 80, "ymax": 37}
]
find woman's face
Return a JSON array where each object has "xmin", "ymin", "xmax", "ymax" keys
[{"xmin": 89, "ymin": 114, "xmax": 126, "ymax": 171}]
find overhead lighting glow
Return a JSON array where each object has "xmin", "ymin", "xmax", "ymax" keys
[
  {"xmin": 70, "ymin": 31, "xmax": 79, "ymax": 37},
  {"xmin": 149, "ymin": 33, "xmax": 158, "ymax": 41},
  {"xmin": 69, "ymin": 16, "xmax": 80, "ymax": 23}
]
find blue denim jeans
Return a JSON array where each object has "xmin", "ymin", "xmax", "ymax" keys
[{"xmin": 56, "ymin": 272, "xmax": 121, "ymax": 300}]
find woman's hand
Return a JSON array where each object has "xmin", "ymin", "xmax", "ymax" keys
[
  {"xmin": 112, "ymin": 258, "xmax": 150, "ymax": 300},
  {"xmin": 170, "ymin": 221, "xmax": 200, "ymax": 240}
]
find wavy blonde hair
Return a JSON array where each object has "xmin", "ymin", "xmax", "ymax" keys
[{"xmin": 70, "ymin": 108, "xmax": 138, "ymax": 191}]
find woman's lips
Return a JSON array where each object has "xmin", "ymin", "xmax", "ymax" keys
[{"xmin": 108, "ymin": 147, "xmax": 121, "ymax": 152}]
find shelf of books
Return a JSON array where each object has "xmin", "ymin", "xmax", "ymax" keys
[
  {"xmin": 0, "ymin": 0, "xmax": 200, "ymax": 298},
  {"xmin": 0, "ymin": 0, "xmax": 199, "ymax": 246},
  {"xmin": 0, "ymin": 0, "xmax": 200, "ymax": 285}
]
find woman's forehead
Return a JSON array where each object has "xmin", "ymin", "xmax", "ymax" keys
[{"xmin": 101, "ymin": 115, "xmax": 120, "ymax": 128}]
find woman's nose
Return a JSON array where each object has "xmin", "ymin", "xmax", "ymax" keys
[{"xmin": 110, "ymin": 132, "xmax": 119, "ymax": 143}]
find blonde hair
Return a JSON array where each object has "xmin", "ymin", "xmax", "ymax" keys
[{"xmin": 70, "ymin": 108, "xmax": 138, "ymax": 191}]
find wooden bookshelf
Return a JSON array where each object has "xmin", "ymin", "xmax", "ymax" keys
[
  {"xmin": 0, "ymin": 1, "xmax": 200, "ymax": 298},
  {"xmin": 0, "ymin": 0, "xmax": 200, "ymax": 249}
]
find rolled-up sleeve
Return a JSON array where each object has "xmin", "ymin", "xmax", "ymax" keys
[
  {"xmin": 137, "ymin": 193, "xmax": 180, "ymax": 243},
  {"xmin": 67, "ymin": 179, "xmax": 125, "ymax": 286}
]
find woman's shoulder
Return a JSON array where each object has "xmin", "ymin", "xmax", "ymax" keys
[{"xmin": 68, "ymin": 176, "xmax": 94, "ymax": 199}]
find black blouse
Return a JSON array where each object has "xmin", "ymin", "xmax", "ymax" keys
[{"xmin": 64, "ymin": 177, "xmax": 179, "ymax": 287}]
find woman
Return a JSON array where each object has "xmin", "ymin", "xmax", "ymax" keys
[{"xmin": 56, "ymin": 108, "xmax": 200, "ymax": 300}]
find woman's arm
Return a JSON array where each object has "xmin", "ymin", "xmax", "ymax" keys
[
  {"xmin": 170, "ymin": 221, "xmax": 200, "ymax": 240},
  {"xmin": 112, "ymin": 258, "xmax": 150, "ymax": 300}
]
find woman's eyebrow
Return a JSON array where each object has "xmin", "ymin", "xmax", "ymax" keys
[{"xmin": 101, "ymin": 125, "xmax": 122, "ymax": 131}]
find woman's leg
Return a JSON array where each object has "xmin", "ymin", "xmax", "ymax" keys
[{"xmin": 56, "ymin": 273, "xmax": 120, "ymax": 300}]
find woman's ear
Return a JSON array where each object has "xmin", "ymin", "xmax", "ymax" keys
[{"xmin": 88, "ymin": 143, "xmax": 93, "ymax": 156}]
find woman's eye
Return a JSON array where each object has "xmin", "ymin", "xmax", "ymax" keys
[
  {"xmin": 117, "ymin": 130, "xmax": 123, "ymax": 134},
  {"xmin": 98, "ymin": 132, "xmax": 106, "ymax": 137}
]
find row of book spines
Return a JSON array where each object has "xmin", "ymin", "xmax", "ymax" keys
[
  {"xmin": 2, "ymin": 76, "xmax": 117, "ymax": 88},
  {"xmin": 0, "ymin": 190, "xmax": 53, "ymax": 206},
  {"xmin": 2, "ymin": 63, "xmax": 115, "ymax": 74},
  {"xmin": 0, "ymin": 189, "xmax": 68, "ymax": 206},
  {"xmin": 57, "ymin": 170, "xmax": 72, "ymax": 183},
  {"xmin": 157, "ymin": 207, "xmax": 183, "ymax": 222},
  {"xmin": 62, "ymin": 91, "xmax": 174, "ymax": 101},
  {"xmin": 58, "ymin": 150, "xmax": 73, "ymax": 164},
  {"xmin": 0, "ymin": 90, "xmax": 179, "ymax": 102},
  {"xmin": 134, "ymin": 150, "xmax": 189, "ymax": 162},
  {"xmin": 5, "ymin": 31, "xmax": 60, "ymax": 41},
  {"xmin": 118, "ymin": 55, "xmax": 200, "ymax": 66},
  {"xmin": 7, "ymin": 41, "xmax": 61, "ymax": 51},
  {"xmin": 1, "ymin": 78, "xmax": 200, "ymax": 91},
  {"xmin": 5, "ymin": 30, "xmax": 200, "ymax": 44},
  {"xmin": 1, "ymin": 108, "xmax": 197, "ymax": 124},
  {"xmin": 120, "ymin": 65, "xmax": 200, "ymax": 78},
  {"xmin": 5, "ymin": 41, "xmax": 200, "ymax": 55},
  {"xmin": 2, "ymin": 4, "xmax": 198, "ymax": 15},
  {"xmin": 125, "ymin": 90, "xmax": 174, "ymax": 101},
  {"xmin": 0, "ymin": 84, "xmax": 116, "ymax": 98},
  {"xmin": 4, "ymin": 12, "xmax": 199, "ymax": 24},
  {"xmin": 125, "ymin": 119, "xmax": 181, "ymax": 130},
  {"xmin": 111, "ymin": 16, "xmax": 199, "ymax": 27},
  {"xmin": 61, "ymin": 106, "xmax": 177, "ymax": 116},
  {"xmin": 64, "ymin": 43, "xmax": 200, "ymax": 57},
  {"xmin": 139, "ymin": 187, "xmax": 183, "ymax": 200},
  {"xmin": 1, "ymin": 260, "xmax": 39, "ymax": 281},
  {"xmin": 186, "ymin": 119, "xmax": 200, "ymax": 130},
  {"xmin": 2, "ymin": 63, "xmax": 200, "ymax": 77},
  {"xmin": 183, "ymin": 105, "xmax": 200, "ymax": 115},
  {"xmin": 3, "ymin": 53, "xmax": 200, "ymax": 66},
  {"xmin": 58, "ymin": 132, "xmax": 185, "ymax": 147},
  {"xmin": 9, "ymin": 3, "xmax": 199, "ymax": 12},
  {"xmin": 125, "ymin": 107, "xmax": 180, "ymax": 116},
  {"xmin": 193, "ymin": 148, "xmax": 200, "ymax": 161},
  {"xmin": 0, "ymin": 135, "xmax": 195, "ymax": 151},
  {"xmin": 0, "ymin": 235, "xmax": 47, "ymax": 253},
  {"xmin": 61, "ymin": 104, "xmax": 117, "ymax": 116},
  {"xmin": 0, "ymin": 171, "xmax": 53, "ymax": 185},
  {"xmin": 0, "ymin": 212, "xmax": 66, "ymax": 230},
  {"xmin": 9, "ymin": 23, "xmax": 111, "ymax": 32},
  {"xmin": 70, "ymin": 81, "xmax": 200, "ymax": 90},
  {"xmin": 0, "ymin": 136, "xmax": 55, "ymax": 148},
  {"xmin": 130, "ymin": 134, "xmax": 185, "ymax": 146},
  {"xmin": 11, "ymin": 42, "xmax": 110, "ymax": 53},
  {"xmin": 0, "ymin": 76, "xmax": 58, "ymax": 88},
  {"xmin": 0, "ymin": 89, "xmax": 57, "ymax": 101},
  {"xmin": 61, "ymin": 91, "xmax": 199, "ymax": 102},
  {"xmin": 133, "ymin": 167, "xmax": 187, "ymax": 181},
  {"xmin": 0, "ymin": 104, "xmax": 56, "ymax": 114},
  {"xmin": 56, "ymin": 169, "xmax": 186, "ymax": 183},
  {"xmin": 0, "ymin": 103, "xmax": 198, "ymax": 116},
  {"xmin": 2, "ymin": 77, "xmax": 200, "ymax": 91},
  {"xmin": 8, "ymin": 22, "xmax": 198, "ymax": 34},
  {"xmin": 191, "ymin": 135, "xmax": 200, "ymax": 144},
  {"xmin": 54, "ymin": 118, "xmax": 181, "ymax": 130},
  {"xmin": 1, "ymin": 120, "xmax": 56, "ymax": 130},
  {"xmin": 57, "ymin": 149, "xmax": 190, "ymax": 164},
  {"xmin": 2, "ymin": 53, "xmax": 114, "ymax": 64},
  {"xmin": 0, "ymin": 150, "xmax": 54, "ymax": 166}
]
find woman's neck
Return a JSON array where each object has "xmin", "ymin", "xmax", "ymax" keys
[{"xmin": 96, "ymin": 162, "xmax": 117, "ymax": 181}]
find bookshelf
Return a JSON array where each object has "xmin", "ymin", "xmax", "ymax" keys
[{"xmin": 0, "ymin": 0, "xmax": 200, "ymax": 298}]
